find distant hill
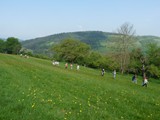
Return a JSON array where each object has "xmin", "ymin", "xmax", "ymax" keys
[
  {"xmin": 0, "ymin": 38, "xmax": 5, "ymax": 41},
  {"xmin": 21, "ymin": 31, "xmax": 160, "ymax": 55}
]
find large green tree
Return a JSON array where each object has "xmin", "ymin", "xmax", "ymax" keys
[
  {"xmin": 146, "ymin": 43, "xmax": 160, "ymax": 78},
  {"xmin": 86, "ymin": 51, "xmax": 107, "ymax": 69},
  {"xmin": 52, "ymin": 39, "xmax": 91, "ymax": 63},
  {"xmin": 5, "ymin": 37, "xmax": 22, "ymax": 54},
  {"xmin": 129, "ymin": 48, "xmax": 144, "ymax": 74}
]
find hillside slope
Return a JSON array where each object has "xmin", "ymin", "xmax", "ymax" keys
[
  {"xmin": 21, "ymin": 31, "xmax": 160, "ymax": 55},
  {"xmin": 0, "ymin": 53, "xmax": 160, "ymax": 120},
  {"xmin": 22, "ymin": 31, "xmax": 111, "ymax": 54}
]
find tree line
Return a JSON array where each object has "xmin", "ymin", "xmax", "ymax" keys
[
  {"xmin": 52, "ymin": 23, "xmax": 160, "ymax": 79},
  {"xmin": 52, "ymin": 38, "xmax": 160, "ymax": 79}
]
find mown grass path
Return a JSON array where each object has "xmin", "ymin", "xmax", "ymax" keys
[{"xmin": 0, "ymin": 53, "xmax": 160, "ymax": 120}]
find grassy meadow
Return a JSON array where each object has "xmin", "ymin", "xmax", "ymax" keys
[{"xmin": 0, "ymin": 53, "xmax": 160, "ymax": 120}]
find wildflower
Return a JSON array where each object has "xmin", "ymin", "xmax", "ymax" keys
[
  {"xmin": 32, "ymin": 103, "xmax": 35, "ymax": 108},
  {"xmin": 48, "ymin": 99, "xmax": 52, "ymax": 102}
]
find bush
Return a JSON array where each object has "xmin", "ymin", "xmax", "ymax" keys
[{"xmin": 148, "ymin": 64, "xmax": 160, "ymax": 78}]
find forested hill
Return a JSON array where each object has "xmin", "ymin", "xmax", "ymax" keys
[
  {"xmin": 21, "ymin": 31, "xmax": 115, "ymax": 54},
  {"xmin": 21, "ymin": 31, "xmax": 160, "ymax": 54}
]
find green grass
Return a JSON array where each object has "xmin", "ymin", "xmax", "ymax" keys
[{"xmin": 0, "ymin": 53, "xmax": 160, "ymax": 120}]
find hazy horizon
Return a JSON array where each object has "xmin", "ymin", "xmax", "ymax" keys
[{"xmin": 1, "ymin": 0, "xmax": 160, "ymax": 40}]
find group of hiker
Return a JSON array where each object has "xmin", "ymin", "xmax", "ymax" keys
[
  {"xmin": 52, "ymin": 60, "xmax": 149, "ymax": 87},
  {"xmin": 101, "ymin": 68, "xmax": 149, "ymax": 87},
  {"xmin": 65, "ymin": 63, "xmax": 80, "ymax": 70},
  {"xmin": 101, "ymin": 69, "xmax": 117, "ymax": 79},
  {"xmin": 132, "ymin": 74, "xmax": 148, "ymax": 87}
]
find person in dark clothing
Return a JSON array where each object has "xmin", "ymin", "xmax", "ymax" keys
[{"xmin": 132, "ymin": 74, "xmax": 137, "ymax": 84}]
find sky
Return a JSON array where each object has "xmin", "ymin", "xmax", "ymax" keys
[{"xmin": 0, "ymin": 0, "xmax": 160, "ymax": 40}]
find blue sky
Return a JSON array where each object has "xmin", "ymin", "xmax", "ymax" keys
[{"xmin": 0, "ymin": 0, "xmax": 160, "ymax": 40}]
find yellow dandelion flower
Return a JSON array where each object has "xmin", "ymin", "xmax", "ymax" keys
[
  {"xmin": 48, "ymin": 99, "xmax": 52, "ymax": 102},
  {"xmin": 32, "ymin": 103, "xmax": 35, "ymax": 108}
]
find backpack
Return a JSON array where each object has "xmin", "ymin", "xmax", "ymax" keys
[{"xmin": 132, "ymin": 76, "xmax": 135, "ymax": 81}]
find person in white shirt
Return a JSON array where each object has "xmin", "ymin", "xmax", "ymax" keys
[
  {"xmin": 142, "ymin": 77, "xmax": 148, "ymax": 87},
  {"xmin": 113, "ymin": 70, "xmax": 116, "ymax": 79},
  {"xmin": 77, "ymin": 65, "xmax": 80, "ymax": 70}
]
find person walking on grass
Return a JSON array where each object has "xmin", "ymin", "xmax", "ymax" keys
[
  {"xmin": 142, "ymin": 77, "xmax": 148, "ymax": 87},
  {"xmin": 65, "ymin": 63, "xmax": 68, "ymax": 69},
  {"xmin": 101, "ymin": 68, "xmax": 105, "ymax": 76},
  {"xmin": 70, "ymin": 63, "xmax": 73, "ymax": 69},
  {"xmin": 77, "ymin": 64, "xmax": 80, "ymax": 71},
  {"xmin": 113, "ymin": 70, "xmax": 116, "ymax": 79},
  {"xmin": 132, "ymin": 74, "xmax": 137, "ymax": 84}
]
